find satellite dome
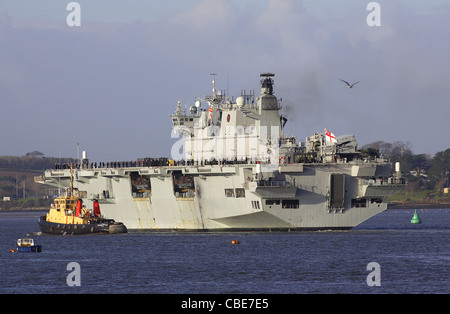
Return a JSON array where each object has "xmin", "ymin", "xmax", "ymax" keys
[{"xmin": 236, "ymin": 96, "xmax": 244, "ymax": 108}]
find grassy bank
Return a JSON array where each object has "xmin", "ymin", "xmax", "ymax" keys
[{"xmin": 388, "ymin": 189, "xmax": 450, "ymax": 209}]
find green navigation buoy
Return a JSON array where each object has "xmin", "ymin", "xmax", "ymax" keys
[{"xmin": 410, "ymin": 210, "xmax": 421, "ymax": 224}]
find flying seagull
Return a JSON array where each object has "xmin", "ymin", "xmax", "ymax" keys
[{"xmin": 339, "ymin": 79, "xmax": 360, "ymax": 88}]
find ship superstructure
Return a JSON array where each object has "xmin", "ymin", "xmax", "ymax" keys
[{"xmin": 35, "ymin": 73, "xmax": 405, "ymax": 231}]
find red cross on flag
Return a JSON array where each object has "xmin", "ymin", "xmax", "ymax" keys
[{"xmin": 325, "ymin": 128, "xmax": 337, "ymax": 143}]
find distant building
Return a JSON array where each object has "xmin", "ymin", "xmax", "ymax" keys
[
  {"xmin": 444, "ymin": 187, "xmax": 449, "ymax": 194},
  {"xmin": 3, "ymin": 197, "xmax": 11, "ymax": 201}
]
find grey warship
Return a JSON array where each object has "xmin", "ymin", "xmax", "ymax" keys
[{"xmin": 35, "ymin": 73, "xmax": 405, "ymax": 231}]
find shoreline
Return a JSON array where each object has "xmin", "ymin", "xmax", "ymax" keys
[
  {"xmin": 0, "ymin": 208, "xmax": 47, "ymax": 212},
  {"xmin": 388, "ymin": 203, "xmax": 450, "ymax": 209}
]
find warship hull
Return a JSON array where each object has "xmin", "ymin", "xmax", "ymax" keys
[{"xmin": 36, "ymin": 162, "xmax": 403, "ymax": 232}]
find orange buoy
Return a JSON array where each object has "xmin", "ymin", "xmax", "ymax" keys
[
  {"xmin": 10, "ymin": 249, "xmax": 15, "ymax": 253},
  {"xmin": 231, "ymin": 240, "xmax": 240, "ymax": 244}
]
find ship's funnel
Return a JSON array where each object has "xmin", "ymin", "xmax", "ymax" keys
[
  {"xmin": 93, "ymin": 199, "xmax": 101, "ymax": 217},
  {"xmin": 75, "ymin": 199, "xmax": 82, "ymax": 217}
]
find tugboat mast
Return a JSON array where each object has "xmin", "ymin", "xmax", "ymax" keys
[{"xmin": 69, "ymin": 165, "xmax": 74, "ymax": 196}]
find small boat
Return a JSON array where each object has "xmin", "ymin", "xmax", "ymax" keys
[
  {"xmin": 38, "ymin": 166, "xmax": 127, "ymax": 235},
  {"xmin": 16, "ymin": 238, "xmax": 42, "ymax": 253},
  {"xmin": 410, "ymin": 210, "xmax": 421, "ymax": 224}
]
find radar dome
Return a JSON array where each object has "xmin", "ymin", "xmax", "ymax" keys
[
  {"xmin": 195, "ymin": 100, "xmax": 201, "ymax": 107},
  {"xmin": 236, "ymin": 96, "xmax": 244, "ymax": 108}
]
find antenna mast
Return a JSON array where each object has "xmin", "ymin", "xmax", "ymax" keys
[{"xmin": 211, "ymin": 73, "xmax": 217, "ymax": 97}]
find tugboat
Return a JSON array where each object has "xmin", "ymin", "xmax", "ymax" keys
[
  {"xmin": 15, "ymin": 238, "xmax": 42, "ymax": 252},
  {"xmin": 38, "ymin": 167, "xmax": 127, "ymax": 235}
]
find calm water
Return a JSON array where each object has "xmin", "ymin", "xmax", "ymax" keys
[{"xmin": 0, "ymin": 209, "xmax": 448, "ymax": 294}]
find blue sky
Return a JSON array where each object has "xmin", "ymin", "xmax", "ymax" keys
[
  {"xmin": 2, "ymin": 0, "xmax": 447, "ymax": 22},
  {"xmin": 0, "ymin": 0, "xmax": 449, "ymax": 161}
]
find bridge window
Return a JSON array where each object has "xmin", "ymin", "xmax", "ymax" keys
[
  {"xmin": 351, "ymin": 198, "xmax": 367, "ymax": 208},
  {"xmin": 371, "ymin": 198, "xmax": 382, "ymax": 204},
  {"xmin": 235, "ymin": 188, "xmax": 245, "ymax": 198},
  {"xmin": 282, "ymin": 199, "xmax": 299, "ymax": 209},
  {"xmin": 265, "ymin": 199, "xmax": 281, "ymax": 205},
  {"xmin": 251, "ymin": 201, "xmax": 260, "ymax": 209}
]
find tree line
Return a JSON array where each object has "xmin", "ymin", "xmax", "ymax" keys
[
  {"xmin": 0, "ymin": 152, "xmax": 77, "ymax": 209},
  {"xmin": 0, "ymin": 152, "xmax": 76, "ymax": 171},
  {"xmin": 361, "ymin": 141, "xmax": 450, "ymax": 192}
]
